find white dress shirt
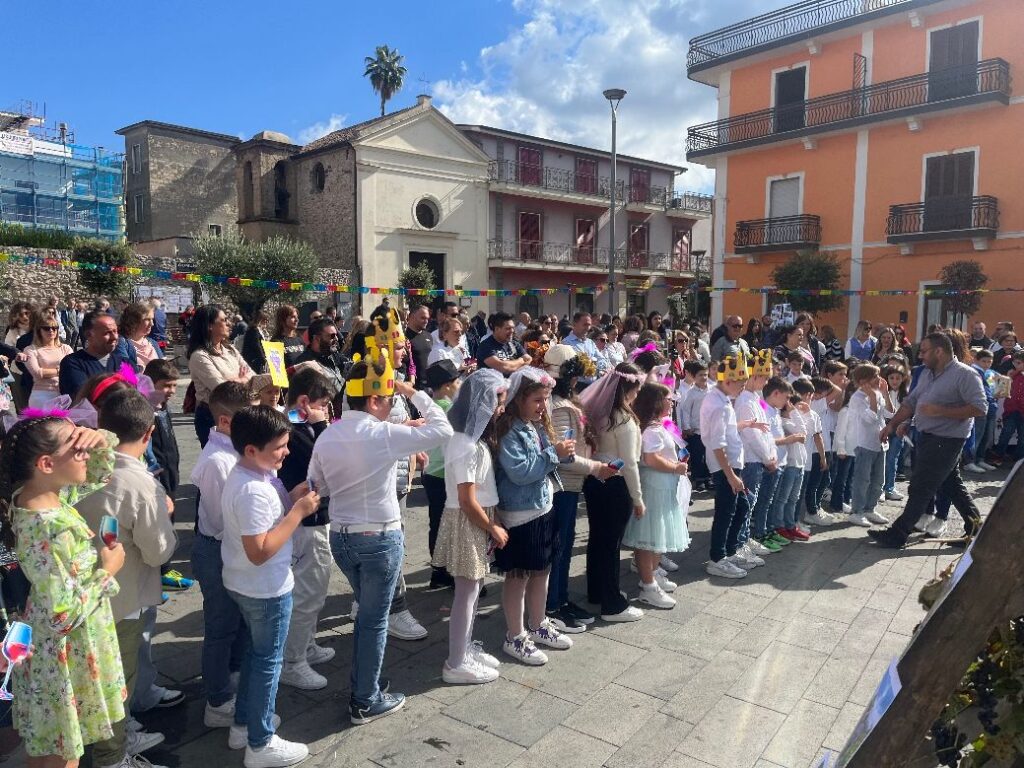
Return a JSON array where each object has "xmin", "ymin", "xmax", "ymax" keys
[
  {"xmin": 190, "ymin": 428, "xmax": 239, "ymax": 539},
  {"xmin": 736, "ymin": 389, "xmax": 776, "ymax": 464},
  {"xmin": 700, "ymin": 386, "xmax": 744, "ymax": 473},
  {"xmin": 309, "ymin": 390, "xmax": 454, "ymax": 526}
]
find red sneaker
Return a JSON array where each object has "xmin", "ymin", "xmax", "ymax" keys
[
  {"xmin": 775, "ymin": 527, "xmax": 800, "ymax": 541},
  {"xmin": 788, "ymin": 527, "xmax": 811, "ymax": 541}
]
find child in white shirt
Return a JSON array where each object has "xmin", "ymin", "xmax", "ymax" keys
[
  {"xmin": 680, "ymin": 361, "xmax": 711, "ymax": 491},
  {"xmin": 771, "ymin": 396, "xmax": 809, "ymax": 540},
  {"xmin": 847, "ymin": 364, "xmax": 895, "ymax": 527},
  {"xmin": 791, "ymin": 378, "xmax": 827, "ymax": 532}
]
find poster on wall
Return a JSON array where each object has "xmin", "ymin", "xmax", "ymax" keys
[{"xmin": 135, "ymin": 285, "xmax": 194, "ymax": 314}]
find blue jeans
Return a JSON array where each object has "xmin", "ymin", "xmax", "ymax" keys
[
  {"xmin": 191, "ymin": 533, "xmax": 247, "ymax": 707},
  {"xmin": 710, "ymin": 470, "xmax": 750, "ymax": 562},
  {"xmin": 738, "ymin": 463, "xmax": 764, "ymax": 544},
  {"xmin": 804, "ymin": 453, "xmax": 827, "ymax": 515},
  {"xmin": 229, "ymin": 590, "xmax": 292, "ymax": 749},
  {"xmin": 851, "ymin": 447, "xmax": 885, "ymax": 516},
  {"xmin": 883, "ymin": 435, "xmax": 904, "ymax": 493},
  {"xmin": 330, "ymin": 529, "xmax": 404, "ymax": 708},
  {"xmin": 547, "ymin": 491, "xmax": 579, "ymax": 612},
  {"xmin": 997, "ymin": 411, "xmax": 1024, "ymax": 459},
  {"xmin": 828, "ymin": 455, "xmax": 855, "ymax": 512},
  {"xmin": 771, "ymin": 466, "xmax": 803, "ymax": 529},
  {"xmin": 752, "ymin": 468, "xmax": 779, "ymax": 538}
]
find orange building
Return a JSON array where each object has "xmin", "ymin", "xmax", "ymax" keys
[{"xmin": 686, "ymin": 0, "xmax": 1022, "ymax": 340}]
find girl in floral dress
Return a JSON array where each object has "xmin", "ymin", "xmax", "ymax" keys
[{"xmin": 0, "ymin": 416, "xmax": 126, "ymax": 766}]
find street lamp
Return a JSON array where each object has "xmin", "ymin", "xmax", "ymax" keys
[{"xmin": 603, "ymin": 88, "xmax": 626, "ymax": 317}]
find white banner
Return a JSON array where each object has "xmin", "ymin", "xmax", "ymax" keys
[{"xmin": 0, "ymin": 132, "xmax": 33, "ymax": 156}]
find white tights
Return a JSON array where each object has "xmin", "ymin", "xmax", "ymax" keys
[
  {"xmin": 502, "ymin": 568, "xmax": 550, "ymax": 638},
  {"xmin": 447, "ymin": 577, "xmax": 482, "ymax": 669}
]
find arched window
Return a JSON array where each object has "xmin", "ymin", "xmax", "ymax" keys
[
  {"xmin": 312, "ymin": 162, "xmax": 326, "ymax": 192},
  {"xmin": 242, "ymin": 161, "xmax": 254, "ymax": 219},
  {"xmin": 274, "ymin": 161, "xmax": 290, "ymax": 220}
]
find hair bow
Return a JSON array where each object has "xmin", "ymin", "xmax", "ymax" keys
[{"xmin": 630, "ymin": 342, "xmax": 659, "ymax": 359}]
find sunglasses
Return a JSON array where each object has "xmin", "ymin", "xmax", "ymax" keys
[{"xmin": 41, "ymin": 326, "xmax": 59, "ymax": 331}]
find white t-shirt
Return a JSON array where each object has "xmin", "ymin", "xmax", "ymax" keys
[
  {"xmin": 782, "ymin": 413, "xmax": 808, "ymax": 469},
  {"xmin": 444, "ymin": 433, "xmax": 498, "ymax": 507},
  {"xmin": 735, "ymin": 390, "xmax": 777, "ymax": 464},
  {"xmin": 800, "ymin": 407, "xmax": 823, "ymax": 459},
  {"xmin": 220, "ymin": 465, "xmax": 295, "ymax": 599},
  {"xmin": 767, "ymin": 405, "xmax": 786, "ymax": 465},
  {"xmin": 641, "ymin": 423, "xmax": 677, "ymax": 463},
  {"xmin": 811, "ymin": 397, "xmax": 834, "ymax": 452}
]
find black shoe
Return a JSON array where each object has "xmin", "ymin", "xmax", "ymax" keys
[
  {"xmin": 546, "ymin": 606, "xmax": 587, "ymax": 634},
  {"xmin": 428, "ymin": 569, "xmax": 455, "ymax": 590},
  {"xmin": 867, "ymin": 528, "xmax": 905, "ymax": 549},
  {"xmin": 565, "ymin": 600, "xmax": 596, "ymax": 625},
  {"xmin": 480, "ymin": 584, "xmax": 488, "ymax": 599},
  {"xmin": 964, "ymin": 516, "xmax": 983, "ymax": 538}
]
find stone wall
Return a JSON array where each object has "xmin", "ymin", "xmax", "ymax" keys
[{"xmin": 292, "ymin": 146, "xmax": 357, "ymax": 272}]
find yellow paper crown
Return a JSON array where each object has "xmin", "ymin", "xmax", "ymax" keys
[
  {"xmin": 369, "ymin": 308, "xmax": 404, "ymax": 361},
  {"xmin": 346, "ymin": 351, "xmax": 396, "ymax": 398},
  {"xmin": 717, "ymin": 354, "xmax": 750, "ymax": 383},
  {"xmin": 750, "ymin": 349, "xmax": 774, "ymax": 377}
]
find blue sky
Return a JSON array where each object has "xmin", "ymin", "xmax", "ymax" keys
[{"xmin": 11, "ymin": 0, "xmax": 775, "ymax": 192}]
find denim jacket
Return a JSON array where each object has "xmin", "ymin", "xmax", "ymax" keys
[{"xmin": 496, "ymin": 418, "xmax": 562, "ymax": 511}]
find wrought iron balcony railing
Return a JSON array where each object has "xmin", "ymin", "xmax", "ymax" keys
[
  {"xmin": 687, "ymin": 59, "xmax": 1010, "ymax": 157},
  {"xmin": 734, "ymin": 214, "xmax": 821, "ymax": 253},
  {"xmin": 487, "ymin": 239, "xmax": 692, "ymax": 272},
  {"xmin": 687, "ymin": 0, "xmax": 927, "ymax": 74},
  {"xmin": 886, "ymin": 195, "xmax": 999, "ymax": 244},
  {"xmin": 488, "ymin": 160, "xmax": 623, "ymax": 200},
  {"xmin": 669, "ymin": 191, "xmax": 714, "ymax": 215}
]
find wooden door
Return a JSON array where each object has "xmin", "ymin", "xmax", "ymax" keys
[
  {"xmin": 575, "ymin": 218, "xmax": 596, "ymax": 264},
  {"xmin": 672, "ymin": 227, "xmax": 692, "ymax": 271},
  {"xmin": 629, "ymin": 168, "xmax": 650, "ymax": 203},
  {"xmin": 774, "ymin": 67, "xmax": 806, "ymax": 132},
  {"xmin": 575, "ymin": 158, "xmax": 598, "ymax": 195},
  {"xmin": 517, "ymin": 147, "xmax": 542, "ymax": 186},
  {"xmin": 924, "ymin": 152, "xmax": 974, "ymax": 231},
  {"xmin": 929, "ymin": 22, "xmax": 979, "ymax": 101},
  {"xmin": 628, "ymin": 223, "xmax": 648, "ymax": 267},
  {"xmin": 519, "ymin": 211, "xmax": 542, "ymax": 260}
]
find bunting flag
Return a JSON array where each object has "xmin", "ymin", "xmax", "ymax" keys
[{"xmin": 0, "ymin": 250, "xmax": 1013, "ymax": 297}]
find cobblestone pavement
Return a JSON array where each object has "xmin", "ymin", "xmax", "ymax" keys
[{"xmin": 45, "ymin": 395, "xmax": 1002, "ymax": 768}]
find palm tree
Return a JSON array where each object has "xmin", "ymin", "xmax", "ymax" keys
[{"xmin": 363, "ymin": 45, "xmax": 408, "ymax": 117}]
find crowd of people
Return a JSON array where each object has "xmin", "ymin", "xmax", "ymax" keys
[{"xmin": 0, "ymin": 291, "xmax": 1019, "ymax": 768}]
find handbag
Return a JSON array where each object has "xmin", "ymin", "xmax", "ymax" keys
[{"xmin": 182, "ymin": 380, "xmax": 197, "ymax": 414}]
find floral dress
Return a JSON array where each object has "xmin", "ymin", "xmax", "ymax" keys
[{"xmin": 12, "ymin": 435, "xmax": 125, "ymax": 760}]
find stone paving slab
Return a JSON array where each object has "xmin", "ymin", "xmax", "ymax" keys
[{"xmin": 17, "ymin": 401, "xmax": 1002, "ymax": 768}]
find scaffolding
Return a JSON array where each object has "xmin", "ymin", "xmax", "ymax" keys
[{"xmin": 0, "ymin": 102, "xmax": 124, "ymax": 241}]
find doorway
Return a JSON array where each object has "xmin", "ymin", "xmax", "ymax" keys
[
  {"xmin": 929, "ymin": 21, "xmax": 979, "ymax": 101},
  {"xmin": 409, "ymin": 252, "xmax": 445, "ymax": 312},
  {"xmin": 924, "ymin": 151, "xmax": 974, "ymax": 232},
  {"xmin": 774, "ymin": 67, "xmax": 807, "ymax": 132}
]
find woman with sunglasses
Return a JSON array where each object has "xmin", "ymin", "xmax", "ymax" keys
[{"xmin": 23, "ymin": 309, "xmax": 73, "ymax": 409}]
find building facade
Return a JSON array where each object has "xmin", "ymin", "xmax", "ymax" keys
[
  {"xmin": 459, "ymin": 125, "xmax": 712, "ymax": 319},
  {"xmin": 0, "ymin": 108, "xmax": 123, "ymax": 242},
  {"xmin": 686, "ymin": 0, "xmax": 1022, "ymax": 338},
  {"xmin": 116, "ymin": 120, "xmax": 240, "ymax": 258}
]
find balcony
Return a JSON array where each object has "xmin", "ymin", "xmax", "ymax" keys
[
  {"xmin": 488, "ymin": 160, "xmax": 621, "ymax": 204},
  {"xmin": 734, "ymin": 214, "xmax": 821, "ymax": 253},
  {"xmin": 668, "ymin": 191, "xmax": 714, "ymax": 217},
  {"xmin": 687, "ymin": 59, "xmax": 1011, "ymax": 159},
  {"xmin": 886, "ymin": 195, "xmax": 999, "ymax": 245},
  {"xmin": 487, "ymin": 239, "xmax": 693, "ymax": 274},
  {"xmin": 687, "ymin": 0, "xmax": 938, "ymax": 80}
]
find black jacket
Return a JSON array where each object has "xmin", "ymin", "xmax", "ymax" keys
[
  {"xmin": 278, "ymin": 420, "xmax": 329, "ymax": 527},
  {"xmin": 151, "ymin": 406, "xmax": 180, "ymax": 496},
  {"xmin": 241, "ymin": 327, "xmax": 268, "ymax": 374}
]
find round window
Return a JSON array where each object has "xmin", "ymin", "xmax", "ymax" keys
[
  {"xmin": 415, "ymin": 198, "xmax": 440, "ymax": 229},
  {"xmin": 313, "ymin": 163, "xmax": 326, "ymax": 192}
]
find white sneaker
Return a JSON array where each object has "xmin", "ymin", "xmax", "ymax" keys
[
  {"xmin": 979, "ymin": 461, "xmax": 998, "ymax": 471},
  {"xmin": 925, "ymin": 518, "xmax": 947, "ymax": 538},
  {"xmin": 805, "ymin": 511, "xmax": 839, "ymax": 526},
  {"xmin": 468, "ymin": 640, "xmax": 500, "ymax": 669},
  {"xmin": 126, "ymin": 729, "xmax": 165, "ymax": 756},
  {"xmin": 842, "ymin": 503, "xmax": 852, "ymax": 513},
  {"xmin": 746, "ymin": 538, "xmax": 773, "ymax": 556},
  {"xmin": 279, "ymin": 660, "xmax": 327, "ymax": 691},
  {"xmin": 388, "ymin": 609, "xmax": 428, "ymax": 640},
  {"xmin": 243, "ymin": 734, "xmax": 309, "ymax": 768},
  {"xmin": 350, "ymin": 600, "xmax": 358, "ymax": 620},
  {"xmin": 100, "ymin": 756, "xmax": 169, "ymax": 768},
  {"xmin": 848, "ymin": 514, "xmax": 873, "ymax": 527},
  {"xmin": 228, "ymin": 715, "xmax": 282, "ymax": 750},
  {"xmin": 442, "ymin": 658, "xmax": 499, "ymax": 685},
  {"xmin": 706, "ymin": 558, "xmax": 747, "ymax": 579},
  {"xmin": 204, "ymin": 696, "xmax": 236, "ymax": 728},
  {"xmin": 638, "ymin": 582, "xmax": 676, "ymax": 609},
  {"xmin": 659, "ymin": 554, "xmax": 680, "ymax": 572},
  {"xmin": 914, "ymin": 514, "xmax": 936, "ymax": 533},
  {"xmin": 502, "ymin": 632, "xmax": 548, "ymax": 665},
  {"xmin": 864, "ymin": 511, "xmax": 889, "ymax": 525},
  {"xmin": 732, "ymin": 550, "xmax": 764, "ymax": 569},
  {"xmin": 878, "ymin": 494, "xmax": 886, "ymax": 504},
  {"xmin": 305, "ymin": 642, "xmax": 335, "ymax": 666},
  {"xmin": 964, "ymin": 462, "xmax": 986, "ymax": 474},
  {"xmin": 654, "ymin": 569, "xmax": 678, "ymax": 593},
  {"xmin": 601, "ymin": 605, "xmax": 645, "ymax": 622},
  {"xmin": 529, "ymin": 618, "xmax": 574, "ymax": 649},
  {"xmin": 885, "ymin": 490, "xmax": 905, "ymax": 501}
]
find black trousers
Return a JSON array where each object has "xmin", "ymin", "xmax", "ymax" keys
[
  {"xmin": 890, "ymin": 432, "xmax": 981, "ymax": 539},
  {"xmin": 582, "ymin": 475, "xmax": 632, "ymax": 615},
  {"xmin": 422, "ymin": 473, "xmax": 448, "ymax": 570}
]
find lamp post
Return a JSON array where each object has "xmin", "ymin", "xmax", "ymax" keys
[{"xmin": 603, "ymin": 88, "xmax": 626, "ymax": 317}]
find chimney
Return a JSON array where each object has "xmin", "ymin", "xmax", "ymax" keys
[{"xmin": 417, "ymin": 94, "xmax": 432, "ymax": 108}]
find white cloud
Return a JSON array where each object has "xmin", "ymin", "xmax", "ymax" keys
[
  {"xmin": 434, "ymin": 0, "xmax": 775, "ymax": 193},
  {"xmin": 296, "ymin": 113, "xmax": 349, "ymax": 144}
]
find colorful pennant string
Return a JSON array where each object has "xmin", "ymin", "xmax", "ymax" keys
[{"xmin": 0, "ymin": 251, "xmax": 1014, "ymax": 297}]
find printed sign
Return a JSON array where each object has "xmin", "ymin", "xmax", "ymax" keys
[
  {"xmin": 836, "ymin": 658, "xmax": 902, "ymax": 766},
  {"xmin": 261, "ymin": 341, "xmax": 289, "ymax": 388}
]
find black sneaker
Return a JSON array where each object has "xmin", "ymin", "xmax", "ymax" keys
[
  {"xmin": 867, "ymin": 528, "xmax": 906, "ymax": 549},
  {"xmin": 428, "ymin": 569, "xmax": 455, "ymax": 590},
  {"xmin": 349, "ymin": 692, "xmax": 406, "ymax": 725},
  {"xmin": 565, "ymin": 601, "xmax": 596, "ymax": 625},
  {"xmin": 545, "ymin": 607, "xmax": 587, "ymax": 634}
]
